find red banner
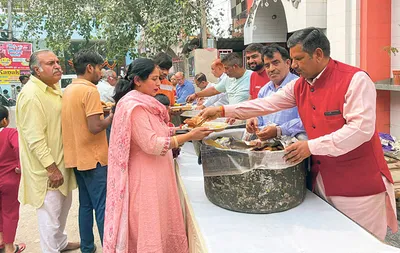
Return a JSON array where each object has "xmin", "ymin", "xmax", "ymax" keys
[{"xmin": 0, "ymin": 42, "xmax": 32, "ymax": 70}]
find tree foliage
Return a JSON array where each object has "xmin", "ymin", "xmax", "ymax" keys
[{"xmin": 1, "ymin": 0, "xmax": 224, "ymax": 58}]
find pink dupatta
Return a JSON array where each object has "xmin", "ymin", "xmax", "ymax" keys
[{"xmin": 103, "ymin": 90, "xmax": 170, "ymax": 253}]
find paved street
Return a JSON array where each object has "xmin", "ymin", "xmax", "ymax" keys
[{"xmin": 14, "ymin": 190, "xmax": 102, "ymax": 253}]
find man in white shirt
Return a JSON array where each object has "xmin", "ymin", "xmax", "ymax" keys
[
  {"xmin": 97, "ymin": 69, "xmax": 117, "ymax": 103},
  {"xmin": 194, "ymin": 70, "xmax": 228, "ymax": 110}
]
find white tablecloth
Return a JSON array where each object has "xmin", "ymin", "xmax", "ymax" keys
[{"xmin": 177, "ymin": 143, "xmax": 400, "ymax": 253}]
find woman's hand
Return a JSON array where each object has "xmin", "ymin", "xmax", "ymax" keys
[{"xmin": 188, "ymin": 127, "xmax": 213, "ymax": 141}]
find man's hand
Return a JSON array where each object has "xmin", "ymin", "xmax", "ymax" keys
[
  {"xmin": 283, "ymin": 141, "xmax": 311, "ymax": 164},
  {"xmin": 196, "ymin": 98, "xmax": 205, "ymax": 106},
  {"xmin": 107, "ymin": 111, "xmax": 114, "ymax": 124},
  {"xmin": 186, "ymin": 93, "xmax": 197, "ymax": 103},
  {"xmin": 226, "ymin": 118, "xmax": 236, "ymax": 125},
  {"xmin": 199, "ymin": 106, "xmax": 223, "ymax": 121},
  {"xmin": 195, "ymin": 105, "xmax": 205, "ymax": 110},
  {"xmin": 256, "ymin": 126, "xmax": 277, "ymax": 141},
  {"xmin": 246, "ymin": 118, "xmax": 259, "ymax": 134},
  {"xmin": 46, "ymin": 163, "xmax": 64, "ymax": 188}
]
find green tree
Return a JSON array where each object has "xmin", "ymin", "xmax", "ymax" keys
[{"xmin": 2, "ymin": 0, "xmax": 223, "ymax": 58}]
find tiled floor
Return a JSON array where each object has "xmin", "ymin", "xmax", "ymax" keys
[
  {"xmin": 386, "ymin": 221, "xmax": 400, "ymax": 248},
  {"xmin": 385, "ymin": 201, "xmax": 400, "ymax": 248}
]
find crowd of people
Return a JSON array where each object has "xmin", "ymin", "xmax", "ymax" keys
[{"xmin": 0, "ymin": 26, "xmax": 397, "ymax": 253}]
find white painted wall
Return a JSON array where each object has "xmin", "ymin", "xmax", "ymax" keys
[
  {"xmin": 391, "ymin": 0, "xmax": 400, "ymax": 139},
  {"xmin": 326, "ymin": 0, "xmax": 360, "ymax": 66},
  {"xmin": 187, "ymin": 49, "xmax": 218, "ymax": 85},
  {"xmin": 281, "ymin": 0, "xmax": 307, "ymax": 32},
  {"xmin": 245, "ymin": 0, "xmax": 327, "ymax": 45},
  {"xmin": 281, "ymin": 0, "xmax": 327, "ymax": 33},
  {"xmin": 252, "ymin": 0, "xmax": 288, "ymax": 43},
  {"xmin": 391, "ymin": 92, "xmax": 400, "ymax": 139}
]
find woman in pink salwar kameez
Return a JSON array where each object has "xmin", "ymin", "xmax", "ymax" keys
[{"xmin": 103, "ymin": 58, "xmax": 212, "ymax": 253}]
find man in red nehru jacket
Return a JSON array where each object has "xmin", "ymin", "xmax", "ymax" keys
[{"xmin": 200, "ymin": 27, "xmax": 397, "ymax": 240}]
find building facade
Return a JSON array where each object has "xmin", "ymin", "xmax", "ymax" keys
[{"xmin": 243, "ymin": 0, "xmax": 400, "ymax": 138}]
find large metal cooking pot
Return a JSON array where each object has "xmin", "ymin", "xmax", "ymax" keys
[{"xmin": 200, "ymin": 136, "xmax": 307, "ymax": 214}]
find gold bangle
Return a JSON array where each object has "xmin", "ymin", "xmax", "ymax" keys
[
  {"xmin": 219, "ymin": 106, "xmax": 225, "ymax": 117},
  {"xmin": 173, "ymin": 136, "xmax": 179, "ymax": 148}
]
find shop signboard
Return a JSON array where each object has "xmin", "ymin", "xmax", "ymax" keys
[
  {"xmin": 0, "ymin": 69, "xmax": 20, "ymax": 84},
  {"xmin": 0, "ymin": 42, "xmax": 32, "ymax": 70},
  {"xmin": 0, "ymin": 42, "xmax": 32, "ymax": 85}
]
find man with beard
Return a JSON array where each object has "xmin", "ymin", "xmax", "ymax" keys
[
  {"xmin": 246, "ymin": 43, "xmax": 270, "ymax": 99},
  {"xmin": 16, "ymin": 49, "xmax": 79, "ymax": 253},
  {"xmin": 62, "ymin": 50, "xmax": 112, "ymax": 253},
  {"xmin": 246, "ymin": 44, "xmax": 304, "ymax": 140},
  {"xmin": 200, "ymin": 27, "xmax": 397, "ymax": 240}
]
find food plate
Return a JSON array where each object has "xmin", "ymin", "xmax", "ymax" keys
[
  {"xmin": 175, "ymin": 129, "xmax": 190, "ymax": 134},
  {"xmin": 180, "ymin": 122, "xmax": 228, "ymax": 132},
  {"xmin": 171, "ymin": 106, "xmax": 192, "ymax": 111},
  {"xmin": 170, "ymin": 104, "xmax": 193, "ymax": 111},
  {"xmin": 213, "ymin": 118, "xmax": 246, "ymax": 129},
  {"xmin": 202, "ymin": 122, "xmax": 228, "ymax": 132}
]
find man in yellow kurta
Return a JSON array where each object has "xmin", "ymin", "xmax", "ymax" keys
[{"xmin": 16, "ymin": 49, "xmax": 79, "ymax": 253}]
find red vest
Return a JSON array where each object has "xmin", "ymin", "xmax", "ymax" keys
[{"xmin": 293, "ymin": 59, "xmax": 393, "ymax": 197}]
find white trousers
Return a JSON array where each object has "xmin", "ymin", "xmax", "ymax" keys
[
  {"xmin": 315, "ymin": 173, "xmax": 398, "ymax": 240},
  {"xmin": 37, "ymin": 190, "xmax": 72, "ymax": 253}
]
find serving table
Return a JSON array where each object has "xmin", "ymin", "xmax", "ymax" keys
[{"xmin": 175, "ymin": 143, "xmax": 400, "ymax": 253}]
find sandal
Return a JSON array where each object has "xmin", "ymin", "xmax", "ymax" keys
[{"xmin": 13, "ymin": 243, "xmax": 26, "ymax": 253}]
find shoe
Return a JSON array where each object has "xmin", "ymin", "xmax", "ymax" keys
[
  {"xmin": 0, "ymin": 244, "xmax": 4, "ymax": 249},
  {"xmin": 82, "ymin": 245, "xmax": 97, "ymax": 253},
  {"xmin": 13, "ymin": 243, "xmax": 26, "ymax": 253},
  {"xmin": 61, "ymin": 242, "xmax": 80, "ymax": 252}
]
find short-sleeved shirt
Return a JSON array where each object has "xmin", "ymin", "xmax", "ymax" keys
[
  {"xmin": 62, "ymin": 78, "xmax": 108, "ymax": 171},
  {"xmin": 214, "ymin": 70, "xmax": 252, "ymax": 105}
]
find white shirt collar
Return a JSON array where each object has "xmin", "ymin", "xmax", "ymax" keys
[{"xmin": 306, "ymin": 66, "xmax": 327, "ymax": 86}]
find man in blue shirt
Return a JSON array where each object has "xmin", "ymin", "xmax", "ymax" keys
[
  {"xmin": 175, "ymin": 71, "xmax": 195, "ymax": 103},
  {"xmin": 247, "ymin": 44, "xmax": 305, "ymax": 140}
]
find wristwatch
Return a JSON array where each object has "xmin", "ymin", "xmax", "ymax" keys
[{"xmin": 276, "ymin": 126, "xmax": 282, "ymax": 138}]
